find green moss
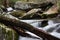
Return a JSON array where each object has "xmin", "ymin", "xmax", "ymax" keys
[
  {"xmin": 40, "ymin": 13, "xmax": 58, "ymax": 19},
  {"xmin": 0, "ymin": 23, "xmax": 19, "ymax": 40},
  {"xmin": 10, "ymin": 10, "xmax": 26, "ymax": 17}
]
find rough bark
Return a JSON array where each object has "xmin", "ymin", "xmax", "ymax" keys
[
  {"xmin": 0, "ymin": 13, "xmax": 60, "ymax": 40},
  {"xmin": 10, "ymin": 26, "xmax": 40, "ymax": 39},
  {"xmin": 20, "ymin": 8, "xmax": 41, "ymax": 18},
  {"xmin": 0, "ymin": 23, "xmax": 19, "ymax": 40}
]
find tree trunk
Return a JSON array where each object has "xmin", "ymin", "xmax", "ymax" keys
[
  {"xmin": 0, "ymin": 23, "xmax": 19, "ymax": 40},
  {"xmin": 0, "ymin": 13, "xmax": 60, "ymax": 40}
]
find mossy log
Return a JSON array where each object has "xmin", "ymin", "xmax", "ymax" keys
[
  {"xmin": 0, "ymin": 23, "xmax": 19, "ymax": 40},
  {"xmin": 0, "ymin": 22, "xmax": 40, "ymax": 40},
  {"xmin": 0, "ymin": 13, "xmax": 60, "ymax": 40},
  {"xmin": 10, "ymin": 10, "xmax": 26, "ymax": 17},
  {"xmin": 0, "ymin": 13, "xmax": 40, "ymax": 39}
]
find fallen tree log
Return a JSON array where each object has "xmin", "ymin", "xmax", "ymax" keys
[
  {"xmin": 0, "ymin": 13, "xmax": 60, "ymax": 40},
  {"xmin": 0, "ymin": 13, "xmax": 40, "ymax": 39},
  {"xmin": 0, "ymin": 23, "xmax": 19, "ymax": 40},
  {"xmin": 11, "ymin": 26, "xmax": 40, "ymax": 39},
  {"xmin": 19, "ymin": 8, "xmax": 42, "ymax": 18}
]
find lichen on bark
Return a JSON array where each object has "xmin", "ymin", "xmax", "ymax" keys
[{"xmin": 0, "ymin": 23, "xmax": 19, "ymax": 40}]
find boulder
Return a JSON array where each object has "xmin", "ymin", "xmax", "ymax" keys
[
  {"xmin": 10, "ymin": 10, "xmax": 26, "ymax": 17},
  {"xmin": 14, "ymin": 1, "xmax": 41, "ymax": 10}
]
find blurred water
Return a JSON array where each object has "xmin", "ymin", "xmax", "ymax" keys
[
  {"xmin": 19, "ymin": 20, "xmax": 60, "ymax": 40},
  {"xmin": 19, "ymin": 36, "xmax": 42, "ymax": 40},
  {"xmin": 19, "ymin": 20, "xmax": 42, "ymax": 40}
]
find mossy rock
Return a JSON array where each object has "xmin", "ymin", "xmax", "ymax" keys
[
  {"xmin": 21, "ymin": 13, "xmax": 58, "ymax": 19},
  {"xmin": 0, "ymin": 23, "xmax": 19, "ymax": 40},
  {"xmin": 41, "ymin": 14, "xmax": 58, "ymax": 19},
  {"xmin": 10, "ymin": 10, "xmax": 26, "ymax": 17}
]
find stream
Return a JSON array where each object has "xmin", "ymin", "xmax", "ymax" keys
[{"xmin": 19, "ymin": 20, "xmax": 60, "ymax": 40}]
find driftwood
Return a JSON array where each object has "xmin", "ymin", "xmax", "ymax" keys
[
  {"xmin": 19, "ymin": 8, "xmax": 42, "ymax": 18},
  {"xmin": 0, "ymin": 13, "xmax": 60, "ymax": 40}
]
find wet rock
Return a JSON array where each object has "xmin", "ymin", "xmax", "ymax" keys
[
  {"xmin": 10, "ymin": 10, "xmax": 26, "ymax": 17},
  {"xmin": 14, "ymin": 1, "xmax": 41, "ymax": 10},
  {"xmin": 40, "ymin": 20, "xmax": 48, "ymax": 27}
]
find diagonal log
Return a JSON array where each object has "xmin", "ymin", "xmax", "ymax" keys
[
  {"xmin": 19, "ymin": 8, "xmax": 42, "ymax": 18},
  {"xmin": 0, "ymin": 13, "xmax": 60, "ymax": 40},
  {"xmin": 9, "ymin": 26, "xmax": 40, "ymax": 39},
  {"xmin": 0, "ymin": 14, "xmax": 40, "ymax": 39}
]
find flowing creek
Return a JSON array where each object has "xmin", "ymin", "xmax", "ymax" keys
[{"xmin": 19, "ymin": 20, "xmax": 60, "ymax": 40}]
